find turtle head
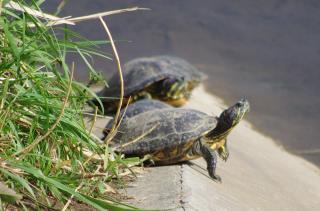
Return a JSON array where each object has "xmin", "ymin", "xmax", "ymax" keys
[
  {"xmin": 219, "ymin": 98, "xmax": 250, "ymax": 128},
  {"xmin": 161, "ymin": 78, "xmax": 190, "ymax": 106},
  {"xmin": 207, "ymin": 98, "xmax": 250, "ymax": 141}
]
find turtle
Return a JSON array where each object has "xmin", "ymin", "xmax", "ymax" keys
[
  {"xmin": 108, "ymin": 98, "xmax": 250, "ymax": 182},
  {"xmin": 91, "ymin": 56, "xmax": 206, "ymax": 113}
]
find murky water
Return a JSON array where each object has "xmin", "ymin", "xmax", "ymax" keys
[{"xmin": 44, "ymin": 0, "xmax": 320, "ymax": 166}]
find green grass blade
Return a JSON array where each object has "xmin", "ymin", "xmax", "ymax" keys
[
  {"xmin": 0, "ymin": 168, "xmax": 36, "ymax": 199},
  {"xmin": 0, "ymin": 181, "xmax": 23, "ymax": 203}
]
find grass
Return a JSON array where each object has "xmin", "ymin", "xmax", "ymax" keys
[{"xmin": 0, "ymin": 0, "xmax": 144, "ymax": 210}]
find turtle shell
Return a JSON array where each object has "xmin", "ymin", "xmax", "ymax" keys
[
  {"xmin": 97, "ymin": 56, "xmax": 207, "ymax": 98},
  {"xmin": 103, "ymin": 100, "xmax": 171, "ymax": 137},
  {"xmin": 119, "ymin": 99, "xmax": 171, "ymax": 119},
  {"xmin": 110, "ymin": 108, "xmax": 217, "ymax": 159}
]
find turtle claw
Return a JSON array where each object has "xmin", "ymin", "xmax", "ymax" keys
[
  {"xmin": 217, "ymin": 143, "xmax": 229, "ymax": 162},
  {"xmin": 224, "ymin": 151, "xmax": 229, "ymax": 162},
  {"xmin": 144, "ymin": 159, "xmax": 155, "ymax": 167},
  {"xmin": 146, "ymin": 158, "xmax": 155, "ymax": 166},
  {"xmin": 222, "ymin": 154, "xmax": 229, "ymax": 162},
  {"xmin": 208, "ymin": 168, "xmax": 222, "ymax": 183},
  {"xmin": 211, "ymin": 174, "xmax": 222, "ymax": 183},
  {"xmin": 218, "ymin": 153, "xmax": 228, "ymax": 162},
  {"xmin": 141, "ymin": 154, "xmax": 155, "ymax": 166}
]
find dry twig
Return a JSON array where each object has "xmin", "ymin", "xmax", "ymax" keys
[
  {"xmin": 64, "ymin": 7, "xmax": 150, "ymax": 24},
  {"xmin": 4, "ymin": 1, "xmax": 74, "ymax": 25},
  {"xmin": 4, "ymin": 1, "xmax": 149, "ymax": 27},
  {"xmin": 98, "ymin": 16, "xmax": 124, "ymax": 145}
]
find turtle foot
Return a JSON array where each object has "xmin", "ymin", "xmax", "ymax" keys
[
  {"xmin": 141, "ymin": 154, "xmax": 155, "ymax": 166},
  {"xmin": 210, "ymin": 174, "xmax": 222, "ymax": 183}
]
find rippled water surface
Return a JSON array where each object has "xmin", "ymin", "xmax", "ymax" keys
[{"xmin": 44, "ymin": 0, "xmax": 320, "ymax": 166}]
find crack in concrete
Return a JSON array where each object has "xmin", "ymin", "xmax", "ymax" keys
[
  {"xmin": 180, "ymin": 164, "xmax": 193, "ymax": 211},
  {"xmin": 178, "ymin": 164, "xmax": 186, "ymax": 211}
]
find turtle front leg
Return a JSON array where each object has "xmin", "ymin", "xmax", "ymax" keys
[
  {"xmin": 141, "ymin": 154, "xmax": 155, "ymax": 167},
  {"xmin": 199, "ymin": 142, "xmax": 222, "ymax": 182},
  {"xmin": 217, "ymin": 139, "xmax": 229, "ymax": 162}
]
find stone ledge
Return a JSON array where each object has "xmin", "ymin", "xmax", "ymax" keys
[{"xmin": 93, "ymin": 86, "xmax": 320, "ymax": 210}]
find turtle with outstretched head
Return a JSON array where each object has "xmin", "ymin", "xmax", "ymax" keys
[
  {"xmin": 107, "ymin": 98, "xmax": 250, "ymax": 182},
  {"xmin": 91, "ymin": 56, "xmax": 206, "ymax": 113}
]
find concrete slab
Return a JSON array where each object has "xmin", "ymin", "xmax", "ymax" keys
[{"xmin": 121, "ymin": 165, "xmax": 184, "ymax": 210}]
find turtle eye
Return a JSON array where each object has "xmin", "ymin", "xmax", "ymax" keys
[
  {"xmin": 162, "ymin": 78, "xmax": 175, "ymax": 86},
  {"xmin": 235, "ymin": 102, "xmax": 242, "ymax": 108}
]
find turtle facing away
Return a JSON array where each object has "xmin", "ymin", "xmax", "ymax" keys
[
  {"xmin": 92, "ymin": 56, "xmax": 206, "ymax": 113},
  {"xmin": 108, "ymin": 98, "xmax": 250, "ymax": 182}
]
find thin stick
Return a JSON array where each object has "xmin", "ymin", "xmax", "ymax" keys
[
  {"xmin": 5, "ymin": 1, "xmax": 148, "ymax": 27},
  {"xmin": 88, "ymin": 106, "xmax": 98, "ymax": 135},
  {"xmin": 98, "ymin": 16, "xmax": 124, "ymax": 145},
  {"xmin": 82, "ymin": 112, "xmax": 113, "ymax": 119},
  {"xmin": 116, "ymin": 123, "xmax": 159, "ymax": 149},
  {"xmin": 66, "ymin": 7, "xmax": 150, "ymax": 23},
  {"xmin": 104, "ymin": 96, "xmax": 131, "ymax": 144},
  {"xmin": 48, "ymin": 7, "xmax": 149, "ymax": 26},
  {"xmin": 11, "ymin": 64, "xmax": 75, "ymax": 158},
  {"xmin": 5, "ymin": 1, "xmax": 74, "ymax": 25},
  {"xmin": 61, "ymin": 183, "xmax": 83, "ymax": 211}
]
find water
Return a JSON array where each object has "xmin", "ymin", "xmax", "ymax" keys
[{"xmin": 44, "ymin": 0, "xmax": 320, "ymax": 166}]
